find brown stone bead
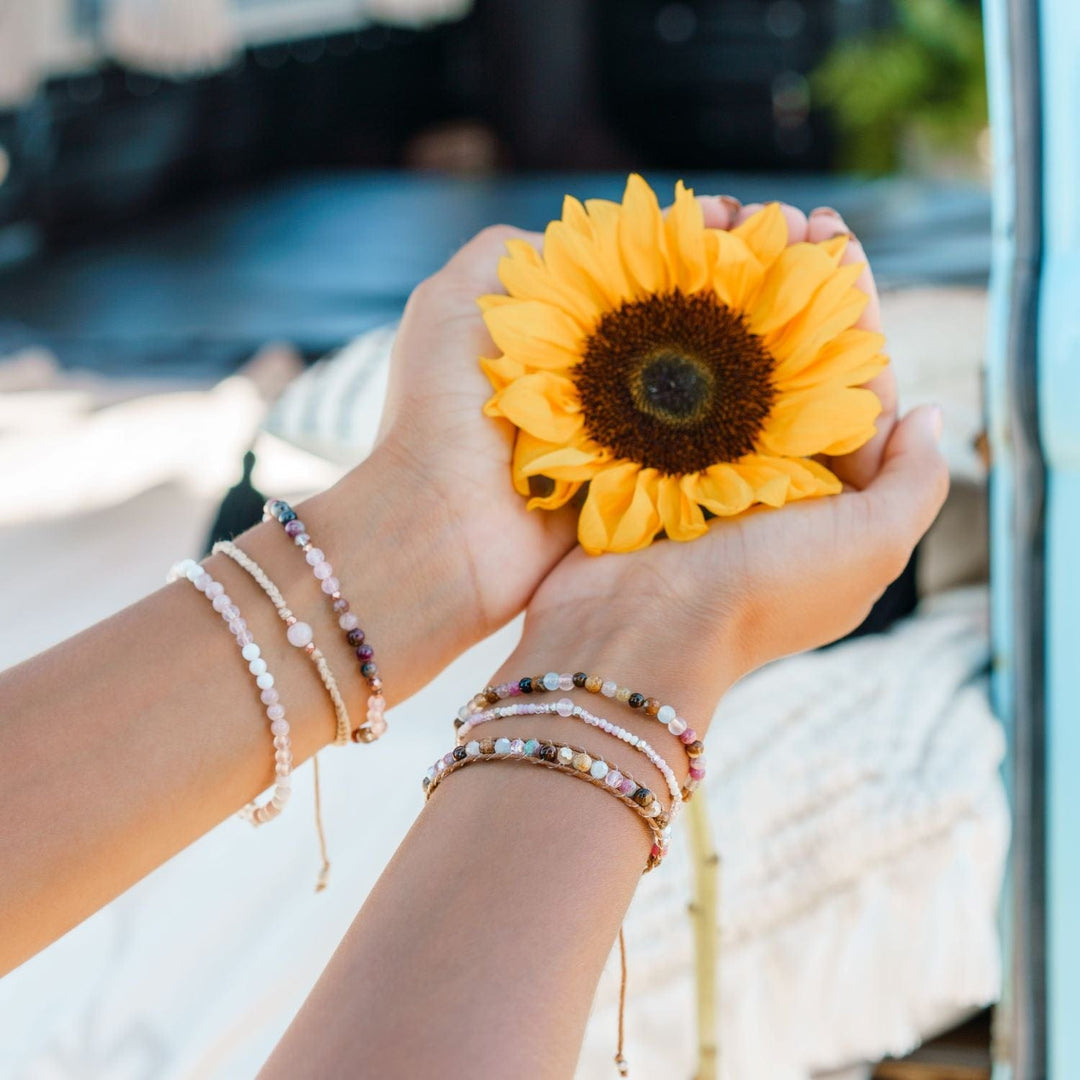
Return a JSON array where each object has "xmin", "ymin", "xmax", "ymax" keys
[
  {"xmin": 572, "ymin": 672, "xmax": 588, "ymax": 688},
  {"xmin": 632, "ymin": 787, "xmax": 655, "ymax": 808},
  {"xmin": 534, "ymin": 675, "xmax": 548, "ymax": 692},
  {"xmin": 479, "ymin": 738, "xmax": 496, "ymax": 755},
  {"xmin": 484, "ymin": 688, "xmax": 500, "ymax": 705},
  {"xmin": 685, "ymin": 740, "xmax": 705, "ymax": 758},
  {"xmin": 584, "ymin": 674, "xmax": 603, "ymax": 693},
  {"xmin": 452, "ymin": 746, "xmax": 468, "ymax": 761},
  {"xmin": 628, "ymin": 693, "xmax": 646, "ymax": 709},
  {"xmin": 644, "ymin": 698, "xmax": 662, "ymax": 716},
  {"xmin": 453, "ymin": 718, "xmax": 464, "ymax": 730},
  {"xmin": 539, "ymin": 743, "xmax": 558, "ymax": 762},
  {"xmin": 656, "ymin": 812, "xmax": 671, "ymax": 830}
]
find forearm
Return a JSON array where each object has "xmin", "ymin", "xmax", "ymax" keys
[
  {"xmin": 0, "ymin": 448, "xmax": 475, "ymax": 974},
  {"xmin": 263, "ymin": 609, "xmax": 732, "ymax": 1079}
]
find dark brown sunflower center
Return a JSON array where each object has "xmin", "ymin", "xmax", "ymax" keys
[{"xmin": 575, "ymin": 290, "xmax": 776, "ymax": 475}]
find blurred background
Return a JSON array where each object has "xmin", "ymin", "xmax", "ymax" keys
[{"xmin": 0, "ymin": 3, "xmax": 1007, "ymax": 1079}]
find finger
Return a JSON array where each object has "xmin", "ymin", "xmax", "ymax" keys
[
  {"xmin": 696, "ymin": 194, "xmax": 742, "ymax": 230},
  {"xmin": 857, "ymin": 404, "xmax": 949, "ymax": 556},
  {"xmin": 734, "ymin": 201, "xmax": 809, "ymax": 244},
  {"xmin": 809, "ymin": 208, "xmax": 896, "ymax": 490}
]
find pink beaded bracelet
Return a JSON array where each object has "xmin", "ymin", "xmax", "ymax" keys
[
  {"xmin": 170, "ymin": 558, "xmax": 292, "ymax": 825},
  {"xmin": 456, "ymin": 699, "xmax": 683, "ymax": 816},
  {"xmin": 264, "ymin": 498, "xmax": 387, "ymax": 742}
]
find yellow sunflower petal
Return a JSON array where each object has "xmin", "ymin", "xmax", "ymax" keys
[
  {"xmin": 709, "ymin": 229, "xmax": 766, "ymax": 310},
  {"xmin": 578, "ymin": 462, "xmax": 661, "ymax": 555},
  {"xmin": 561, "ymin": 195, "xmax": 594, "ymax": 238},
  {"xmin": 775, "ymin": 328, "xmax": 887, "ymax": 392},
  {"xmin": 758, "ymin": 385, "xmax": 882, "ymax": 458},
  {"xmin": 528, "ymin": 480, "xmax": 582, "ymax": 512},
  {"xmin": 522, "ymin": 440, "xmax": 611, "ymax": 481},
  {"xmin": 821, "ymin": 426, "xmax": 881, "ymax": 457},
  {"xmin": 730, "ymin": 458, "xmax": 792, "ymax": 507},
  {"xmin": 489, "ymin": 371, "xmax": 583, "ymax": 443},
  {"xmin": 731, "ymin": 202, "xmax": 788, "ymax": 267},
  {"xmin": 659, "ymin": 475, "xmax": 708, "ymax": 541},
  {"xmin": 483, "ymin": 300, "xmax": 583, "ymax": 371},
  {"xmin": 619, "ymin": 174, "xmax": 670, "ymax": 296},
  {"xmin": 748, "ymin": 242, "xmax": 843, "ymax": 336},
  {"xmin": 692, "ymin": 464, "xmax": 755, "ymax": 516},
  {"xmin": 480, "ymin": 354, "xmax": 526, "ymax": 393},
  {"xmin": 498, "ymin": 250, "xmax": 600, "ymax": 329},
  {"xmin": 664, "ymin": 180, "xmax": 709, "ymax": 295},
  {"xmin": 751, "ymin": 455, "xmax": 843, "ymax": 499},
  {"xmin": 768, "ymin": 262, "xmax": 868, "ymax": 373},
  {"xmin": 583, "ymin": 198, "xmax": 637, "ymax": 306},
  {"xmin": 477, "ymin": 293, "xmax": 516, "ymax": 312}
]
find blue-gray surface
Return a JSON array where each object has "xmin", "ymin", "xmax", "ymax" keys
[{"xmin": 0, "ymin": 171, "xmax": 991, "ymax": 377}]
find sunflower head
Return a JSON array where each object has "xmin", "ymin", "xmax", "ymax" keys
[{"xmin": 480, "ymin": 175, "xmax": 888, "ymax": 554}]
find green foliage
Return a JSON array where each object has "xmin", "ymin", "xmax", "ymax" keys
[{"xmin": 813, "ymin": 0, "xmax": 988, "ymax": 173}]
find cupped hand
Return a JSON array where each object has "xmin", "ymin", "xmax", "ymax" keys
[{"xmin": 513, "ymin": 204, "xmax": 949, "ymax": 723}]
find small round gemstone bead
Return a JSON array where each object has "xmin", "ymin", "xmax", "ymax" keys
[
  {"xmin": 228, "ymin": 618, "xmax": 247, "ymax": 636},
  {"xmin": 685, "ymin": 740, "xmax": 705, "ymax": 758},
  {"xmin": 657, "ymin": 704, "xmax": 677, "ymax": 725},
  {"xmin": 590, "ymin": 760, "xmax": 609, "ymax": 780},
  {"xmin": 260, "ymin": 687, "xmax": 279, "ymax": 705},
  {"xmin": 539, "ymin": 744, "xmax": 558, "ymax": 762},
  {"xmin": 241, "ymin": 643, "xmax": 261, "ymax": 661},
  {"xmin": 266, "ymin": 704, "xmax": 285, "ymax": 721},
  {"xmin": 605, "ymin": 770, "xmax": 623, "ymax": 788},
  {"xmin": 270, "ymin": 719, "xmax": 289, "ymax": 736},
  {"xmin": 667, "ymin": 716, "xmax": 687, "ymax": 736},
  {"xmin": 555, "ymin": 697, "xmax": 575, "ymax": 717},
  {"xmin": 284, "ymin": 519, "xmax": 304, "ymax": 537},
  {"xmin": 278, "ymin": 508, "xmax": 297, "ymax": 524},
  {"xmin": 294, "ymin": 533, "xmax": 310, "ymax": 547},
  {"xmin": 644, "ymin": 698, "xmax": 661, "ymax": 716},
  {"xmin": 616, "ymin": 686, "xmax": 632, "ymax": 703},
  {"xmin": 692, "ymin": 755, "xmax": 707, "ymax": 770},
  {"xmin": 256, "ymin": 672, "xmax": 274, "ymax": 690},
  {"xmin": 313, "ymin": 562, "xmax": 333, "ymax": 580},
  {"xmin": 618, "ymin": 778, "xmax": 637, "ymax": 797},
  {"xmin": 205, "ymin": 581, "xmax": 224, "ymax": 599},
  {"xmin": 689, "ymin": 766, "xmax": 706, "ymax": 781},
  {"xmin": 572, "ymin": 752, "xmax": 592, "ymax": 773},
  {"xmin": 524, "ymin": 739, "xmax": 540, "ymax": 756},
  {"xmin": 509, "ymin": 739, "xmax": 526, "ymax": 755},
  {"xmin": 680, "ymin": 728, "xmax": 698, "ymax": 745},
  {"xmin": 361, "ymin": 661, "xmax": 378, "ymax": 678},
  {"xmin": 542, "ymin": 672, "xmax": 560, "ymax": 691},
  {"xmin": 494, "ymin": 737, "xmax": 512, "ymax": 755},
  {"xmin": 235, "ymin": 629, "xmax": 254, "ymax": 646},
  {"xmin": 628, "ymin": 693, "xmax": 646, "ymax": 709},
  {"xmin": 356, "ymin": 644, "xmax": 374, "ymax": 661},
  {"xmin": 286, "ymin": 621, "xmax": 313, "ymax": 648},
  {"xmin": 211, "ymin": 593, "xmax": 231, "ymax": 612},
  {"xmin": 632, "ymin": 787, "xmax": 655, "ymax": 808},
  {"xmin": 332, "ymin": 597, "xmax": 349, "ymax": 613},
  {"xmin": 557, "ymin": 745, "xmax": 574, "ymax": 765},
  {"xmin": 339, "ymin": 612, "xmax": 359, "ymax": 631},
  {"xmin": 519, "ymin": 677, "xmax": 533, "ymax": 694},
  {"xmin": 193, "ymin": 571, "xmax": 212, "ymax": 591},
  {"xmin": 249, "ymin": 658, "xmax": 268, "ymax": 676},
  {"xmin": 584, "ymin": 675, "xmax": 603, "ymax": 693},
  {"xmin": 479, "ymin": 738, "xmax": 496, "ymax": 755},
  {"xmin": 484, "ymin": 688, "xmax": 500, "ymax": 705},
  {"xmin": 465, "ymin": 741, "xmax": 481, "ymax": 757},
  {"xmin": 305, "ymin": 548, "xmax": 324, "ymax": 566},
  {"xmin": 558, "ymin": 673, "xmax": 574, "ymax": 691},
  {"xmin": 452, "ymin": 746, "xmax": 468, "ymax": 761},
  {"xmin": 320, "ymin": 576, "xmax": 340, "ymax": 595},
  {"xmin": 601, "ymin": 680, "xmax": 617, "ymax": 698},
  {"xmin": 346, "ymin": 629, "xmax": 364, "ymax": 647},
  {"xmin": 572, "ymin": 672, "xmax": 588, "ymax": 688}
]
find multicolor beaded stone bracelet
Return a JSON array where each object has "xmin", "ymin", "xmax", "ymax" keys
[
  {"xmin": 461, "ymin": 672, "xmax": 707, "ymax": 796},
  {"xmin": 169, "ymin": 558, "xmax": 292, "ymax": 825},
  {"xmin": 456, "ymin": 700, "xmax": 682, "ymax": 816},
  {"xmin": 263, "ymin": 497, "xmax": 387, "ymax": 742},
  {"xmin": 213, "ymin": 541, "xmax": 352, "ymax": 746},
  {"xmin": 423, "ymin": 736, "xmax": 672, "ymax": 870}
]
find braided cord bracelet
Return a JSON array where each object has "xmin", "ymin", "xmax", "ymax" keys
[
  {"xmin": 169, "ymin": 559, "xmax": 292, "ymax": 825},
  {"xmin": 456, "ymin": 699, "xmax": 682, "ymax": 816},
  {"xmin": 213, "ymin": 541, "xmax": 353, "ymax": 745}
]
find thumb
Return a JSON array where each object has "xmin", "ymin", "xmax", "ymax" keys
[{"xmin": 860, "ymin": 404, "xmax": 950, "ymax": 548}]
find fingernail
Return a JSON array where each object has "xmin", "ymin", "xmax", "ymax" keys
[
  {"xmin": 719, "ymin": 195, "xmax": 742, "ymax": 215},
  {"xmin": 810, "ymin": 206, "xmax": 840, "ymax": 218}
]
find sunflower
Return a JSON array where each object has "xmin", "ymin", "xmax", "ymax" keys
[{"xmin": 480, "ymin": 175, "xmax": 887, "ymax": 554}]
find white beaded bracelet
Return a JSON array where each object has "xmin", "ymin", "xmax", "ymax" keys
[
  {"xmin": 456, "ymin": 698, "xmax": 683, "ymax": 817},
  {"xmin": 169, "ymin": 558, "xmax": 292, "ymax": 825}
]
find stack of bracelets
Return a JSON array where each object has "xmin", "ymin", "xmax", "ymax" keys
[{"xmin": 167, "ymin": 496, "xmax": 390, "ymax": 886}]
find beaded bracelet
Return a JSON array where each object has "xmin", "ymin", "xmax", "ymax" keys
[
  {"xmin": 462, "ymin": 672, "xmax": 706, "ymax": 795},
  {"xmin": 213, "ymin": 541, "xmax": 353, "ymax": 745},
  {"xmin": 456, "ymin": 700, "xmax": 682, "ymax": 816},
  {"xmin": 423, "ymin": 737, "xmax": 672, "ymax": 870},
  {"xmin": 263, "ymin": 497, "xmax": 387, "ymax": 742},
  {"xmin": 169, "ymin": 558, "xmax": 292, "ymax": 825}
]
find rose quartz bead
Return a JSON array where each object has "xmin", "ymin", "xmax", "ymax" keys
[
  {"xmin": 194, "ymin": 572, "xmax": 212, "ymax": 591},
  {"xmin": 679, "ymin": 728, "xmax": 698, "ymax": 744},
  {"xmin": 558, "ymin": 674, "xmax": 574, "ymax": 691},
  {"xmin": 270, "ymin": 719, "xmax": 289, "ymax": 737},
  {"xmin": 286, "ymin": 621, "xmax": 313, "ymax": 648},
  {"xmin": 305, "ymin": 548, "xmax": 325, "ymax": 566},
  {"xmin": 320, "ymin": 576, "xmax": 340, "ymax": 595},
  {"xmin": 235, "ymin": 630, "xmax": 254, "ymax": 646},
  {"xmin": 221, "ymin": 603, "xmax": 240, "ymax": 622},
  {"xmin": 618, "ymin": 778, "xmax": 636, "ymax": 797},
  {"xmin": 339, "ymin": 612, "xmax": 359, "ymax": 631},
  {"xmin": 266, "ymin": 704, "xmax": 285, "ymax": 721},
  {"xmin": 273, "ymin": 735, "xmax": 289, "ymax": 750},
  {"xmin": 689, "ymin": 767, "xmax": 706, "ymax": 781},
  {"xmin": 261, "ymin": 687, "xmax": 279, "ymax": 705},
  {"xmin": 205, "ymin": 581, "xmax": 224, "ymax": 599},
  {"xmin": 211, "ymin": 593, "xmax": 231, "ymax": 612},
  {"xmin": 228, "ymin": 618, "xmax": 247, "ymax": 636},
  {"xmin": 312, "ymin": 561, "xmax": 333, "ymax": 580},
  {"xmin": 605, "ymin": 770, "xmax": 623, "ymax": 788}
]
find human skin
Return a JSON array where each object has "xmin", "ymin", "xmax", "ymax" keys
[{"xmin": 0, "ymin": 197, "xmax": 947, "ymax": 1077}]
